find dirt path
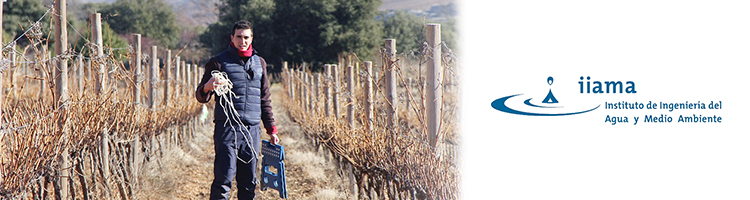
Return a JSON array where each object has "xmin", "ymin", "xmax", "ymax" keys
[{"xmin": 135, "ymin": 84, "xmax": 352, "ymax": 199}]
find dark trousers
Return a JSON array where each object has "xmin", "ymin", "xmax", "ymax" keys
[{"xmin": 210, "ymin": 123, "xmax": 261, "ymax": 200}]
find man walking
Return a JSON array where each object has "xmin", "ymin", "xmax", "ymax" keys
[{"xmin": 195, "ymin": 20, "xmax": 280, "ymax": 200}]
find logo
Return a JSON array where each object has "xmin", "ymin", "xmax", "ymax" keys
[{"xmin": 491, "ymin": 76, "xmax": 600, "ymax": 116}]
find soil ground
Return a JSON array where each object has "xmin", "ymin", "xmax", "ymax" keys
[{"xmin": 134, "ymin": 84, "xmax": 352, "ymax": 199}]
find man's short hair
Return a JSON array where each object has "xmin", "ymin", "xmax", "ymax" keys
[{"xmin": 232, "ymin": 20, "xmax": 253, "ymax": 34}]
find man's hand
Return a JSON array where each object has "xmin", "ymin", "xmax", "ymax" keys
[
  {"xmin": 269, "ymin": 133, "xmax": 280, "ymax": 145},
  {"xmin": 267, "ymin": 125, "xmax": 280, "ymax": 145},
  {"xmin": 203, "ymin": 77, "xmax": 227, "ymax": 93}
]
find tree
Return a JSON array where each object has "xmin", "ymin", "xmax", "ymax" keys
[
  {"xmin": 200, "ymin": 0, "xmax": 383, "ymax": 70},
  {"xmin": 73, "ymin": 21, "xmax": 129, "ymax": 61},
  {"xmin": 379, "ymin": 10, "xmax": 424, "ymax": 55},
  {"xmin": 201, "ymin": 0, "xmax": 275, "ymax": 58},
  {"xmin": 439, "ymin": 18, "xmax": 458, "ymax": 53},
  {"xmin": 3, "ymin": 0, "xmax": 89, "ymax": 55},
  {"xmin": 2, "ymin": 0, "xmax": 49, "ymax": 46},
  {"xmin": 101, "ymin": 0, "xmax": 180, "ymax": 48}
]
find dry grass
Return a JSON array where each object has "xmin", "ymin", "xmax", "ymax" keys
[
  {"xmin": 267, "ymin": 84, "xmax": 351, "ymax": 199},
  {"xmin": 133, "ymin": 119, "xmax": 214, "ymax": 200}
]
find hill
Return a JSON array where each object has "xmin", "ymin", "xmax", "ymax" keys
[
  {"xmin": 71, "ymin": 0, "xmax": 457, "ymax": 28},
  {"xmin": 379, "ymin": 0, "xmax": 455, "ymax": 11}
]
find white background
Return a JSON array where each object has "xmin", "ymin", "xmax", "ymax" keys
[{"xmin": 460, "ymin": 1, "xmax": 750, "ymax": 199}]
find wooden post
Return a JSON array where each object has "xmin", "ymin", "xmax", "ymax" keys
[
  {"xmin": 309, "ymin": 73, "xmax": 315, "ymax": 113},
  {"xmin": 426, "ymin": 24, "xmax": 442, "ymax": 149},
  {"xmin": 304, "ymin": 72, "xmax": 310, "ymax": 112},
  {"xmin": 180, "ymin": 62, "xmax": 185, "ymax": 93},
  {"xmin": 191, "ymin": 63, "xmax": 195, "ymax": 93},
  {"xmin": 315, "ymin": 73, "xmax": 321, "ymax": 114},
  {"xmin": 364, "ymin": 61, "xmax": 374, "ymax": 131},
  {"xmin": 299, "ymin": 63, "xmax": 306, "ymax": 105},
  {"xmin": 143, "ymin": 53, "xmax": 149, "ymax": 102},
  {"xmin": 289, "ymin": 63, "xmax": 295, "ymax": 100},
  {"xmin": 346, "ymin": 65, "xmax": 354, "ymax": 127},
  {"xmin": 373, "ymin": 72, "xmax": 379, "ymax": 95},
  {"xmin": 132, "ymin": 34, "xmax": 142, "ymax": 105},
  {"xmin": 164, "ymin": 50, "xmax": 171, "ymax": 106},
  {"xmin": 307, "ymin": 71, "xmax": 312, "ymax": 111},
  {"xmin": 100, "ymin": 128, "xmax": 110, "ymax": 182},
  {"xmin": 182, "ymin": 61, "xmax": 186, "ymax": 96},
  {"xmin": 0, "ymin": 0, "xmax": 3, "ymax": 126},
  {"xmin": 282, "ymin": 61, "xmax": 288, "ymax": 96},
  {"xmin": 299, "ymin": 70, "xmax": 305, "ymax": 105},
  {"xmin": 332, "ymin": 64, "xmax": 339, "ymax": 118},
  {"xmin": 54, "ymin": 0, "xmax": 70, "ymax": 198},
  {"xmin": 54, "ymin": 0, "xmax": 68, "ymax": 94},
  {"xmin": 9, "ymin": 44, "xmax": 16, "ymax": 98},
  {"xmin": 309, "ymin": 73, "xmax": 316, "ymax": 113},
  {"xmin": 149, "ymin": 46, "xmax": 158, "ymax": 109},
  {"xmin": 190, "ymin": 64, "xmax": 200, "ymax": 92},
  {"xmin": 174, "ymin": 56, "xmax": 180, "ymax": 99},
  {"xmin": 77, "ymin": 55, "xmax": 84, "ymax": 95},
  {"xmin": 179, "ymin": 61, "xmax": 184, "ymax": 90},
  {"xmin": 290, "ymin": 67, "xmax": 295, "ymax": 99},
  {"xmin": 186, "ymin": 63, "xmax": 192, "ymax": 90},
  {"xmin": 300, "ymin": 71, "xmax": 306, "ymax": 110},
  {"xmin": 324, "ymin": 64, "xmax": 331, "ymax": 117},
  {"xmin": 54, "ymin": 0, "xmax": 75, "ymax": 199},
  {"xmin": 131, "ymin": 137, "xmax": 141, "ymax": 187},
  {"xmin": 191, "ymin": 63, "xmax": 196, "ymax": 92},
  {"xmin": 182, "ymin": 61, "xmax": 187, "ymax": 94},
  {"xmin": 193, "ymin": 63, "xmax": 197, "ymax": 90},
  {"xmin": 294, "ymin": 70, "xmax": 299, "ymax": 104},
  {"xmin": 187, "ymin": 63, "xmax": 192, "ymax": 91},
  {"xmin": 385, "ymin": 39, "xmax": 398, "ymax": 129},
  {"xmin": 346, "ymin": 54, "xmax": 352, "ymax": 69},
  {"xmin": 295, "ymin": 70, "xmax": 300, "ymax": 104},
  {"xmin": 296, "ymin": 69, "xmax": 301, "ymax": 103},
  {"xmin": 185, "ymin": 63, "xmax": 190, "ymax": 91},
  {"xmin": 189, "ymin": 62, "xmax": 193, "ymax": 94},
  {"xmin": 91, "ymin": 12, "xmax": 105, "ymax": 95}
]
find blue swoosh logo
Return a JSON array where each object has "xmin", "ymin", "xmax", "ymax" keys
[{"xmin": 491, "ymin": 94, "xmax": 599, "ymax": 116}]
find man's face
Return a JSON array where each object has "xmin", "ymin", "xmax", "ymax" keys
[{"xmin": 231, "ymin": 28, "xmax": 253, "ymax": 51}]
